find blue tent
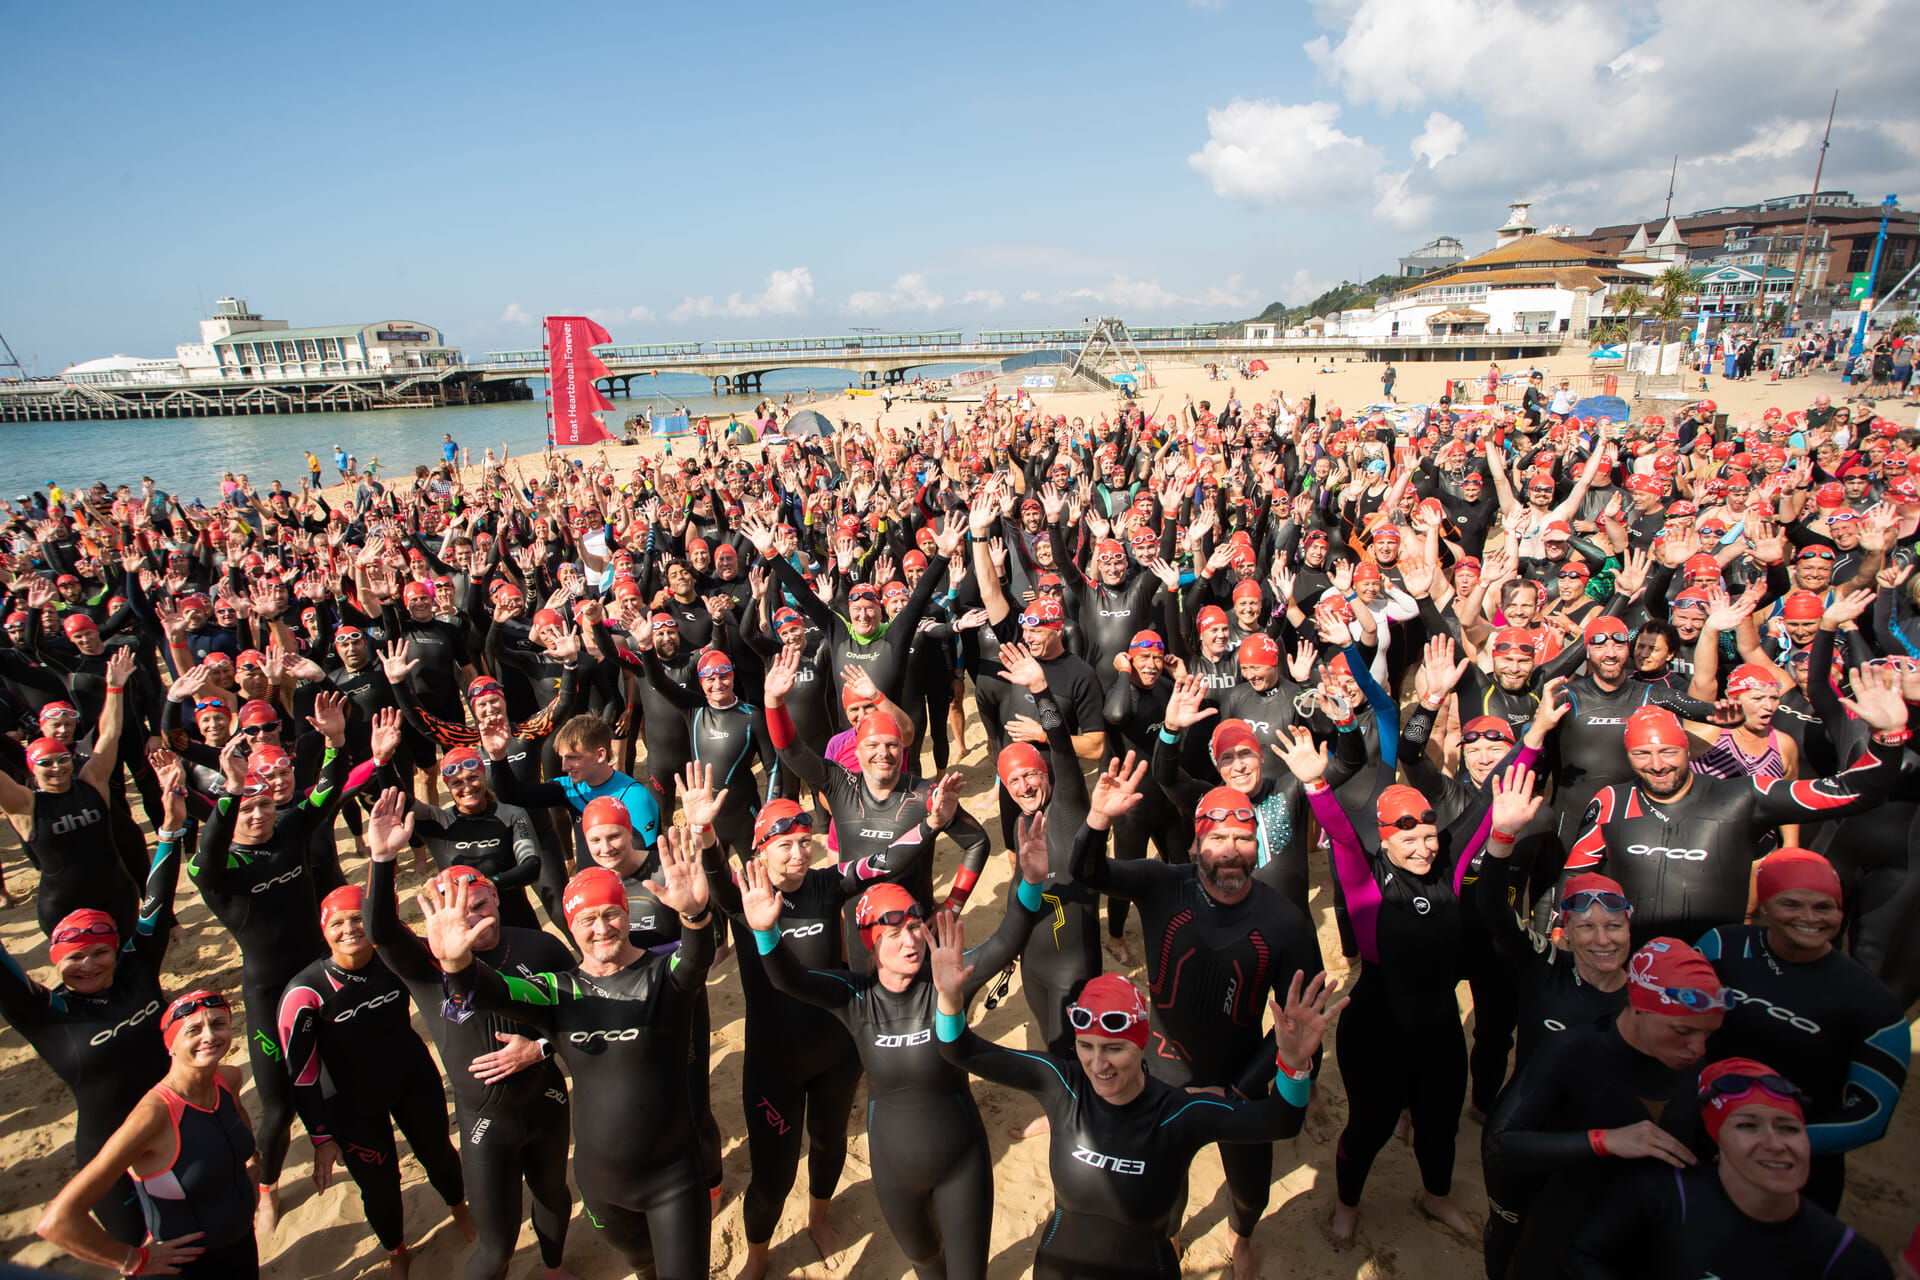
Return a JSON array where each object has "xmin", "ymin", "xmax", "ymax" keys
[{"xmin": 1573, "ymin": 395, "xmax": 1631, "ymax": 424}]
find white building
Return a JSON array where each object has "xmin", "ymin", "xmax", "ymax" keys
[{"xmin": 1336, "ymin": 218, "xmax": 1646, "ymax": 340}]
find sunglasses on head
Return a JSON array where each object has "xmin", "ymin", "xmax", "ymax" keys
[
  {"xmin": 51, "ymin": 919, "xmax": 117, "ymax": 946},
  {"xmin": 1197, "ymin": 804, "xmax": 1256, "ymax": 824},
  {"xmin": 758, "ymin": 812, "xmax": 814, "ymax": 843},
  {"xmin": 863, "ymin": 902, "xmax": 927, "ymax": 931},
  {"xmin": 1561, "ymin": 890, "xmax": 1631, "ymax": 914},
  {"xmin": 440, "ymin": 757, "xmax": 486, "ymax": 779},
  {"xmin": 1067, "ymin": 1006, "xmax": 1145, "ymax": 1035},
  {"xmin": 1460, "ymin": 727, "xmax": 1513, "ymax": 746},
  {"xmin": 1700, "ymin": 1071, "xmax": 1809, "ymax": 1104},
  {"xmin": 1384, "ymin": 809, "xmax": 1438, "ymax": 831},
  {"xmin": 166, "ymin": 992, "xmax": 231, "ymax": 1023}
]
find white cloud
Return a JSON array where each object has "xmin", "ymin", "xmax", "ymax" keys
[
  {"xmin": 1277, "ymin": 268, "xmax": 1336, "ymax": 305},
  {"xmin": 1062, "ymin": 273, "xmax": 1257, "ymax": 314},
  {"xmin": 1019, "ymin": 289, "xmax": 1043, "ymax": 302},
  {"xmin": 587, "ymin": 304, "xmax": 655, "ymax": 326},
  {"xmin": 960, "ymin": 289, "xmax": 1005, "ymax": 310},
  {"xmin": 498, "ymin": 302, "xmax": 534, "ymax": 326},
  {"xmin": 846, "ymin": 273, "xmax": 946, "ymax": 315},
  {"xmin": 1187, "ymin": 99, "xmax": 1383, "ymax": 206},
  {"xmin": 1281, "ymin": 0, "xmax": 1919, "ymax": 233},
  {"xmin": 1410, "ymin": 111, "xmax": 1466, "ymax": 170},
  {"xmin": 671, "ymin": 267, "xmax": 814, "ymax": 323}
]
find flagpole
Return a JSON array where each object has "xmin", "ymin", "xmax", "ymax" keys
[{"xmin": 542, "ymin": 315, "xmax": 554, "ymax": 456}]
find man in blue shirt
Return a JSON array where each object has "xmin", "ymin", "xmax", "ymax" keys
[{"xmin": 442, "ymin": 433, "xmax": 460, "ymax": 469}]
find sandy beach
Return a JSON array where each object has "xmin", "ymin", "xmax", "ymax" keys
[{"xmin": 2, "ymin": 352, "xmax": 1914, "ymax": 1278}]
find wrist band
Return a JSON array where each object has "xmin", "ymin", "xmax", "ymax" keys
[
  {"xmin": 121, "ymin": 1246, "xmax": 148, "ymax": 1277},
  {"xmin": 156, "ymin": 827, "xmax": 188, "ymax": 843},
  {"xmin": 107, "ymin": 686, "xmax": 125, "ymax": 694},
  {"xmin": 1488, "ymin": 829, "xmax": 1516, "ymax": 845},
  {"xmin": 1304, "ymin": 779, "xmax": 1331, "ymax": 795},
  {"xmin": 1872, "ymin": 729, "xmax": 1911, "ymax": 747},
  {"xmin": 1589, "ymin": 1127, "xmax": 1610, "ymax": 1157},
  {"xmin": 1275, "ymin": 1049, "xmax": 1312, "ymax": 1081}
]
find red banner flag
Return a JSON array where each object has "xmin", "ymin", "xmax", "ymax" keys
[{"xmin": 545, "ymin": 316, "xmax": 617, "ymax": 446}]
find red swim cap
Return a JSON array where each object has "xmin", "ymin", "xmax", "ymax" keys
[
  {"xmin": 696, "ymin": 650, "xmax": 734, "ymax": 678},
  {"xmin": 1460, "ymin": 715, "xmax": 1514, "ymax": 744},
  {"xmin": 1238, "ymin": 633, "xmax": 1280, "ymax": 666},
  {"xmin": 1754, "ymin": 847, "xmax": 1842, "ymax": 907},
  {"xmin": 160, "ymin": 990, "xmax": 231, "ymax": 1050},
  {"xmin": 25, "ymin": 737, "xmax": 70, "ymax": 766},
  {"xmin": 854, "ymin": 882, "xmax": 920, "ymax": 947},
  {"xmin": 1583, "ymin": 614, "xmax": 1629, "ymax": 643},
  {"xmin": 1725, "ymin": 664, "xmax": 1779, "ymax": 697},
  {"xmin": 1195, "ymin": 786, "xmax": 1256, "ymax": 836},
  {"xmin": 237, "ymin": 700, "xmax": 279, "ymax": 728},
  {"xmin": 1128, "ymin": 630, "xmax": 1165, "ymax": 653},
  {"xmin": 752, "ymin": 799, "xmax": 812, "ymax": 850},
  {"xmin": 1561, "ymin": 872, "xmax": 1629, "ymax": 913},
  {"xmin": 49, "ymin": 908, "xmax": 118, "ymax": 966},
  {"xmin": 1232, "ymin": 580, "xmax": 1263, "ymax": 604},
  {"xmin": 1698, "ymin": 1056, "xmax": 1804, "ymax": 1146},
  {"xmin": 1025, "ymin": 597, "xmax": 1066, "ymax": 630},
  {"xmin": 435, "ymin": 864, "xmax": 493, "ymax": 900},
  {"xmin": 61, "ymin": 613, "xmax": 98, "ymax": 636},
  {"xmin": 1195, "ymin": 605, "xmax": 1229, "ymax": 632},
  {"xmin": 1376, "ymin": 784, "xmax": 1435, "ymax": 845},
  {"xmin": 1780, "ymin": 591, "xmax": 1824, "ymax": 622},
  {"xmin": 1625, "ymin": 938, "xmax": 1723, "ymax": 1015},
  {"xmin": 855, "ymin": 711, "xmax": 903, "ymax": 746},
  {"xmin": 562, "ymin": 867, "xmax": 626, "ymax": 928},
  {"xmin": 1209, "ymin": 719, "xmax": 1260, "ymax": 763},
  {"xmin": 1068, "ymin": 973, "xmax": 1150, "ymax": 1049},
  {"xmin": 1623, "ymin": 706, "xmax": 1688, "ymax": 752},
  {"xmin": 320, "ymin": 885, "xmax": 363, "ymax": 929},
  {"xmin": 996, "ymin": 741, "xmax": 1046, "ymax": 788},
  {"xmin": 581, "ymin": 796, "xmax": 631, "ymax": 834}
]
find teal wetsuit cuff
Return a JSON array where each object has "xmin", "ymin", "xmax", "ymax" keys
[
  {"xmin": 753, "ymin": 928, "xmax": 780, "ymax": 955},
  {"xmin": 1274, "ymin": 1070, "xmax": 1311, "ymax": 1109},
  {"xmin": 935, "ymin": 1010, "xmax": 965, "ymax": 1042},
  {"xmin": 1015, "ymin": 879, "xmax": 1045, "ymax": 912},
  {"xmin": 1158, "ymin": 726, "xmax": 1179, "ymax": 744}
]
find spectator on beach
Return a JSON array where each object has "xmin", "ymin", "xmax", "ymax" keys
[
  {"xmin": 334, "ymin": 444, "xmax": 348, "ymax": 481},
  {"xmin": 305, "ymin": 451, "xmax": 322, "ymax": 489},
  {"xmin": 442, "ymin": 434, "xmax": 459, "ymax": 468}
]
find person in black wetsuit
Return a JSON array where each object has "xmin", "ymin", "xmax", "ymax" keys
[
  {"xmin": 1482, "ymin": 937, "xmax": 1725, "ymax": 1279},
  {"xmin": 762, "ymin": 644, "xmax": 989, "ymax": 967},
  {"xmin": 1069, "ymin": 773, "xmax": 1324, "ymax": 1277},
  {"xmin": 0, "ymin": 746, "xmax": 186, "ymax": 1246},
  {"xmin": 278, "ymin": 884, "xmax": 473, "ymax": 1274},
  {"xmin": 37, "ymin": 989, "xmax": 263, "ymax": 1279},
  {"xmin": 738, "ymin": 827, "xmax": 1048, "ymax": 1280},
  {"xmin": 637, "ymin": 644, "xmax": 772, "ymax": 857},
  {"xmin": 424, "ymin": 840, "xmax": 715, "ymax": 1280},
  {"xmin": 0, "ymin": 647, "xmax": 139, "ymax": 938},
  {"xmin": 1097, "ymin": 629, "xmax": 1186, "ymax": 955},
  {"xmin": 1695, "ymin": 848, "xmax": 1909, "ymax": 1214},
  {"xmin": 928, "ymin": 912, "xmax": 1345, "ymax": 1280},
  {"xmin": 706, "ymin": 779, "xmax": 960, "ymax": 1280},
  {"xmin": 1566, "ymin": 1056, "xmax": 1894, "ymax": 1279},
  {"xmin": 1562, "ymin": 675, "xmax": 1909, "ymax": 944},
  {"xmin": 187, "ymin": 695, "xmax": 349, "ymax": 1232},
  {"xmin": 361, "ymin": 789, "xmax": 580, "ymax": 1280}
]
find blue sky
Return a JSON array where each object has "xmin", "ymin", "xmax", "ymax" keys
[{"xmin": 6, "ymin": 0, "xmax": 1913, "ymax": 371}]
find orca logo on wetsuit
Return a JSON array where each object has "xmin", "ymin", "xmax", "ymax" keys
[
  {"xmin": 1625, "ymin": 844, "xmax": 1709, "ymax": 861},
  {"xmin": 1542, "ymin": 1018, "xmax": 1568, "ymax": 1032},
  {"xmin": 251, "ymin": 867, "xmax": 305, "ymax": 893},
  {"xmin": 874, "ymin": 1030, "xmax": 931, "ymax": 1048},
  {"xmin": 452, "ymin": 839, "xmax": 501, "ymax": 852},
  {"xmin": 335, "ymin": 989, "xmax": 403, "ymax": 1021},
  {"xmin": 1724, "ymin": 988, "xmax": 1820, "ymax": 1034},
  {"xmin": 89, "ymin": 998, "xmax": 162, "ymax": 1046},
  {"xmin": 1071, "ymin": 1145, "xmax": 1146, "ymax": 1175},
  {"xmin": 782, "ymin": 922, "xmax": 825, "ymax": 939},
  {"xmin": 570, "ymin": 1028, "xmax": 640, "ymax": 1044},
  {"xmin": 1412, "ymin": 897, "xmax": 1432, "ymax": 915}
]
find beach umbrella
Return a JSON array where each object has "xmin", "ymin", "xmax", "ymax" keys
[
  {"xmin": 1111, "ymin": 372, "xmax": 1138, "ymax": 387},
  {"xmin": 1247, "ymin": 359, "xmax": 1269, "ymax": 372}
]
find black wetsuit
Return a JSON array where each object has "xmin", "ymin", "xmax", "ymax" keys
[
  {"xmin": 134, "ymin": 1074, "xmax": 260, "ymax": 1279},
  {"xmin": 1566, "ymin": 1164, "xmax": 1893, "ymax": 1280},
  {"xmin": 1070, "ymin": 822, "xmax": 1321, "ymax": 1238},
  {"xmin": 449, "ymin": 924, "xmax": 714, "ymax": 1280},
  {"xmin": 1051, "ymin": 529, "xmax": 1167, "ymax": 692},
  {"xmin": 703, "ymin": 825, "xmax": 933, "ymax": 1247},
  {"xmin": 753, "ymin": 884, "xmax": 1041, "ymax": 1280},
  {"xmin": 768, "ymin": 703, "xmax": 990, "ymax": 969},
  {"xmin": 23, "ymin": 780, "xmax": 138, "ymax": 939},
  {"xmin": 1564, "ymin": 743, "xmax": 1896, "ymax": 944},
  {"xmin": 1696, "ymin": 924, "xmax": 1910, "ymax": 1213},
  {"xmin": 1481, "ymin": 1015, "xmax": 1708, "ymax": 1280},
  {"xmin": 277, "ymin": 953, "xmax": 465, "ymax": 1251},
  {"xmin": 364, "ymin": 859, "xmax": 575, "ymax": 1280},
  {"xmin": 935, "ymin": 1018, "xmax": 1308, "ymax": 1280},
  {"xmin": 187, "ymin": 746, "xmax": 345, "ymax": 1183},
  {"xmin": 0, "ymin": 831, "xmax": 180, "ymax": 1244},
  {"xmin": 1100, "ymin": 673, "xmax": 1189, "ymax": 933}
]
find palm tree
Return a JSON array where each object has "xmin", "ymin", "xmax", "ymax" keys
[
  {"xmin": 1654, "ymin": 267, "xmax": 1701, "ymax": 343},
  {"xmin": 1607, "ymin": 285, "xmax": 1650, "ymax": 367}
]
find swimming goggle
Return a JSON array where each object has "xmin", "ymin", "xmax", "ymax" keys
[
  {"xmin": 1067, "ymin": 1006, "xmax": 1146, "ymax": 1036},
  {"xmin": 1560, "ymin": 890, "xmax": 1632, "ymax": 914}
]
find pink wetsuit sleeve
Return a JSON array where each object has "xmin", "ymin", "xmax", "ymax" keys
[{"xmin": 1307, "ymin": 785, "xmax": 1383, "ymax": 963}]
